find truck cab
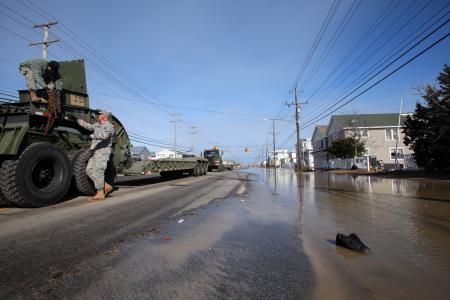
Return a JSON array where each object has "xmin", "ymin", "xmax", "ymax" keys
[{"xmin": 203, "ymin": 149, "xmax": 224, "ymax": 172}]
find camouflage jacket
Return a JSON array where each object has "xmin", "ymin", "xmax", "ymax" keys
[
  {"xmin": 20, "ymin": 58, "xmax": 63, "ymax": 91},
  {"xmin": 78, "ymin": 119, "xmax": 114, "ymax": 151}
]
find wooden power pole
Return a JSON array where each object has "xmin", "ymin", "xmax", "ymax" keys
[
  {"xmin": 29, "ymin": 21, "xmax": 59, "ymax": 59},
  {"xmin": 286, "ymin": 86, "xmax": 308, "ymax": 170}
]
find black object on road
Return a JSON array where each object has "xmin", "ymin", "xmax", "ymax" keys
[{"xmin": 336, "ymin": 233, "xmax": 370, "ymax": 253}]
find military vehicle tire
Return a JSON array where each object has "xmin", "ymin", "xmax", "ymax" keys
[
  {"xmin": 0, "ymin": 164, "xmax": 14, "ymax": 207},
  {"xmin": 193, "ymin": 163, "xmax": 200, "ymax": 177},
  {"xmin": 73, "ymin": 149, "xmax": 96, "ymax": 196},
  {"xmin": 202, "ymin": 163, "xmax": 207, "ymax": 175},
  {"xmin": 0, "ymin": 142, "xmax": 72, "ymax": 207},
  {"xmin": 0, "ymin": 182, "xmax": 14, "ymax": 207},
  {"xmin": 67, "ymin": 149, "xmax": 86, "ymax": 194}
]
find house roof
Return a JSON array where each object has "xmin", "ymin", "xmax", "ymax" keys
[
  {"xmin": 312, "ymin": 125, "xmax": 328, "ymax": 140},
  {"xmin": 330, "ymin": 113, "xmax": 407, "ymax": 128},
  {"xmin": 130, "ymin": 146, "xmax": 149, "ymax": 154}
]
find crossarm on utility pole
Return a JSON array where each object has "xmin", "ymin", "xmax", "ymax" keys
[{"xmin": 29, "ymin": 21, "xmax": 59, "ymax": 60}]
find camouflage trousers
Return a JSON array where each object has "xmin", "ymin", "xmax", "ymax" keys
[
  {"xmin": 19, "ymin": 66, "xmax": 37, "ymax": 90},
  {"xmin": 86, "ymin": 148, "xmax": 112, "ymax": 191}
]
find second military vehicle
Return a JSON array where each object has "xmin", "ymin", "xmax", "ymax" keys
[
  {"xmin": 203, "ymin": 148, "xmax": 224, "ymax": 172},
  {"xmin": 0, "ymin": 59, "xmax": 208, "ymax": 207}
]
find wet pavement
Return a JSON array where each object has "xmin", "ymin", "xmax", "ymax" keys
[
  {"xmin": 257, "ymin": 168, "xmax": 450, "ymax": 299},
  {"xmin": 0, "ymin": 171, "xmax": 314, "ymax": 299},
  {"xmin": 1, "ymin": 169, "xmax": 449, "ymax": 299}
]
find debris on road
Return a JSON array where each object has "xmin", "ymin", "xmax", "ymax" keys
[
  {"xmin": 336, "ymin": 233, "xmax": 370, "ymax": 253},
  {"xmin": 162, "ymin": 235, "xmax": 171, "ymax": 241}
]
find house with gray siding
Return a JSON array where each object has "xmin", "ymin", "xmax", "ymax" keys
[
  {"xmin": 311, "ymin": 125, "xmax": 329, "ymax": 169},
  {"xmin": 130, "ymin": 146, "xmax": 154, "ymax": 161},
  {"xmin": 326, "ymin": 113, "xmax": 413, "ymax": 169}
]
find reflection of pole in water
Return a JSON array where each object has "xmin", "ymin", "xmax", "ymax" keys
[
  {"xmin": 274, "ymin": 168, "xmax": 277, "ymax": 194},
  {"xmin": 296, "ymin": 172, "xmax": 305, "ymax": 235}
]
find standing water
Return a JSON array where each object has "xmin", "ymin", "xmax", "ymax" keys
[{"xmin": 257, "ymin": 168, "xmax": 450, "ymax": 299}]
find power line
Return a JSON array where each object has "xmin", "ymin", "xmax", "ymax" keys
[
  {"xmin": 303, "ymin": 17, "xmax": 450, "ymax": 126},
  {"xmin": 300, "ymin": 0, "xmax": 361, "ymax": 93},
  {"xmin": 302, "ymin": 31, "xmax": 450, "ymax": 129},
  {"xmin": 0, "ymin": 7, "xmax": 198, "ymax": 151},
  {"xmin": 89, "ymin": 92, "xmax": 280, "ymax": 118},
  {"xmin": 0, "ymin": 23, "xmax": 32, "ymax": 42},
  {"xmin": 0, "ymin": 91, "xmax": 19, "ymax": 99},
  {"xmin": 302, "ymin": 3, "xmax": 448, "ymax": 124},
  {"xmin": 271, "ymin": 0, "xmax": 342, "ymax": 132},
  {"xmin": 305, "ymin": 0, "xmax": 431, "ymax": 113},
  {"xmin": 12, "ymin": 0, "xmax": 231, "ymax": 147},
  {"xmin": 310, "ymin": 6, "xmax": 449, "ymax": 118},
  {"xmin": 304, "ymin": 0, "xmax": 430, "ymax": 103},
  {"xmin": 14, "ymin": 0, "xmax": 179, "ymax": 120}
]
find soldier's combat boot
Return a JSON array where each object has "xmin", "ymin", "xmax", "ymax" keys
[
  {"xmin": 88, "ymin": 190, "xmax": 105, "ymax": 202},
  {"xmin": 104, "ymin": 182, "xmax": 113, "ymax": 196}
]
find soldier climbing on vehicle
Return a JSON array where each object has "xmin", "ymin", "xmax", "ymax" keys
[
  {"xmin": 69, "ymin": 110, "xmax": 115, "ymax": 201},
  {"xmin": 19, "ymin": 58, "xmax": 62, "ymax": 102},
  {"xmin": 19, "ymin": 59, "xmax": 62, "ymax": 135}
]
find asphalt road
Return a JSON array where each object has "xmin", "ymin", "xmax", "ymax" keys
[{"xmin": 0, "ymin": 171, "xmax": 314, "ymax": 299}]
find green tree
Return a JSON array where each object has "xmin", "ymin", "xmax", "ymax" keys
[
  {"xmin": 328, "ymin": 137, "xmax": 365, "ymax": 159},
  {"xmin": 403, "ymin": 64, "xmax": 450, "ymax": 170}
]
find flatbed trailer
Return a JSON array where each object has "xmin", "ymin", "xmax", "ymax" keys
[{"xmin": 122, "ymin": 157, "xmax": 208, "ymax": 177}]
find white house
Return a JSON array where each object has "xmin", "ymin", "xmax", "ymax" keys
[
  {"xmin": 297, "ymin": 138, "xmax": 314, "ymax": 170},
  {"xmin": 155, "ymin": 149, "xmax": 183, "ymax": 159},
  {"xmin": 268, "ymin": 149, "xmax": 291, "ymax": 167}
]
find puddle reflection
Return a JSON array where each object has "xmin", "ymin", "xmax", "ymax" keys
[{"xmin": 246, "ymin": 168, "xmax": 450, "ymax": 299}]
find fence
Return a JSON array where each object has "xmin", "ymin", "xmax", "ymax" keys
[
  {"xmin": 404, "ymin": 154, "xmax": 420, "ymax": 170},
  {"xmin": 329, "ymin": 156, "xmax": 376, "ymax": 170}
]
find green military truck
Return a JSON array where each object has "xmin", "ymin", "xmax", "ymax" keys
[
  {"xmin": 203, "ymin": 148, "xmax": 224, "ymax": 172},
  {"xmin": 0, "ymin": 59, "xmax": 208, "ymax": 207}
]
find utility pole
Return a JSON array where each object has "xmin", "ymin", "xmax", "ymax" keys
[
  {"xmin": 170, "ymin": 113, "xmax": 181, "ymax": 158},
  {"xmin": 286, "ymin": 86, "xmax": 308, "ymax": 170},
  {"xmin": 29, "ymin": 21, "xmax": 59, "ymax": 60},
  {"xmin": 267, "ymin": 121, "xmax": 278, "ymax": 168},
  {"xmin": 189, "ymin": 126, "xmax": 197, "ymax": 154},
  {"xmin": 394, "ymin": 99, "xmax": 403, "ymax": 170},
  {"xmin": 272, "ymin": 119, "xmax": 276, "ymax": 168}
]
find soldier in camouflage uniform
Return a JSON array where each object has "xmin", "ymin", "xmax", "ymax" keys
[
  {"xmin": 19, "ymin": 59, "xmax": 62, "ymax": 102},
  {"xmin": 77, "ymin": 111, "xmax": 115, "ymax": 201}
]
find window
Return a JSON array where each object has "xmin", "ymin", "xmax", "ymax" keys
[
  {"xmin": 385, "ymin": 128, "xmax": 399, "ymax": 141},
  {"xmin": 360, "ymin": 128, "xmax": 369, "ymax": 137},
  {"xmin": 389, "ymin": 147, "xmax": 404, "ymax": 160}
]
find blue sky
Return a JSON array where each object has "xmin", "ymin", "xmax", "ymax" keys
[{"xmin": 1, "ymin": 0, "xmax": 449, "ymax": 163}]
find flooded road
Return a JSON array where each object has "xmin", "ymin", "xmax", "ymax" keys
[
  {"xmin": 1, "ymin": 169, "xmax": 449, "ymax": 299},
  {"xmin": 257, "ymin": 168, "xmax": 450, "ymax": 299}
]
